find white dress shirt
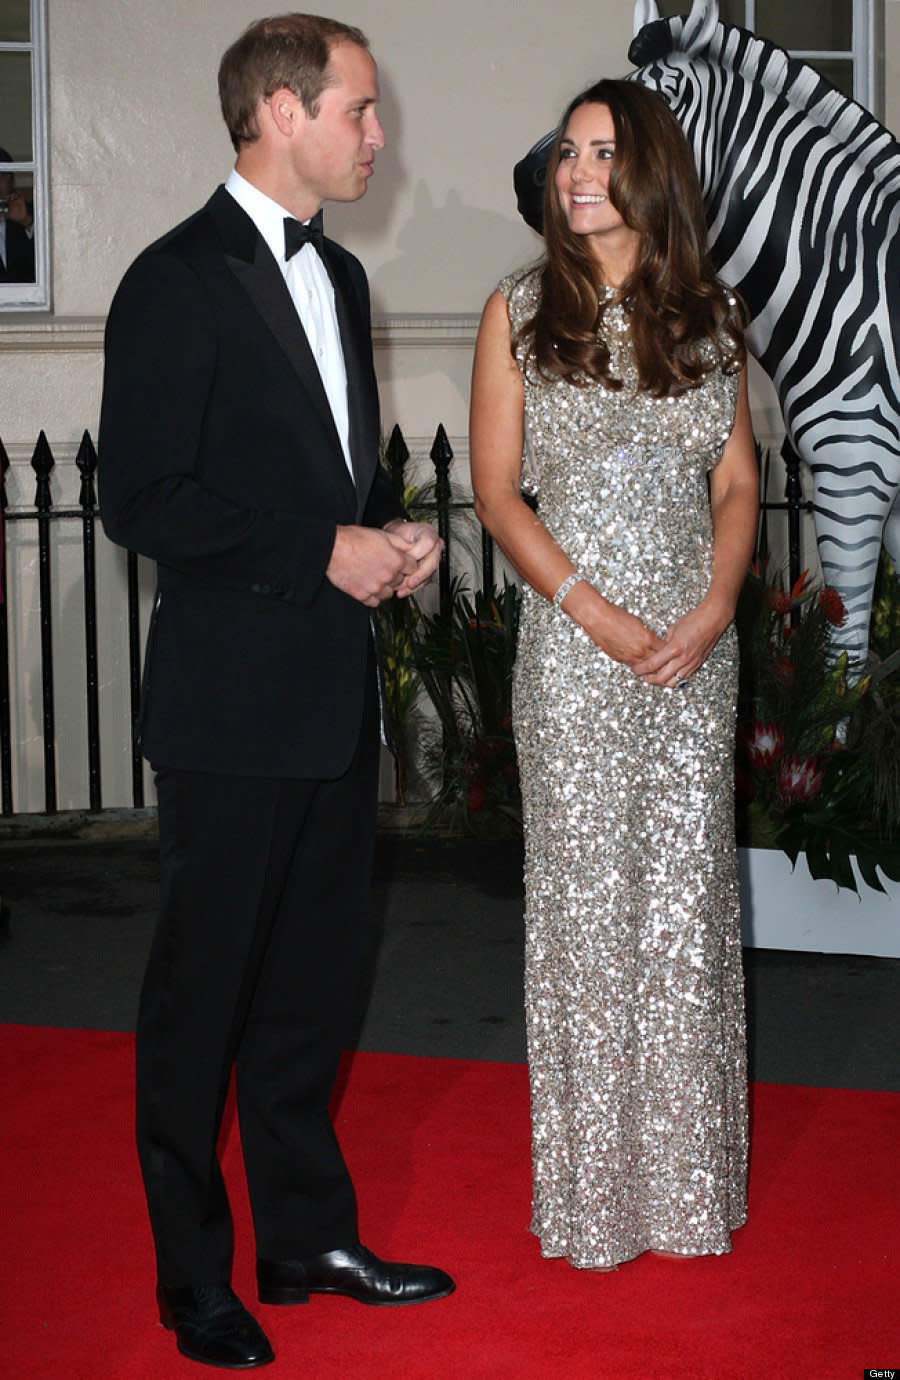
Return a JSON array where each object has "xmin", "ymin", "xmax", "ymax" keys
[{"xmin": 225, "ymin": 169, "xmax": 353, "ymax": 481}]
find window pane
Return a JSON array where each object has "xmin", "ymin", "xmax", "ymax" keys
[
  {"xmin": 649, "ymin": 2, "xmax": 854, "ymax": 48},
  {"xmin": 718, "ymin": 0, "xmax": 748, "ymax": 23},
  {"xmin": 655, "ymin": 1, "xmax": 748, "ymax": 21},
  {"xmin": 755, "ymin": 1, "xmax": 852, "ymax": 51},
  {"xmin": 0, "ymin": 0, "xmax": 30, "ymax": 43},
  {"xmin": 0, "ymin": 50, "xmax": 32, "ymax": 161},
  {"xmin": 806, "ymin": 57, "xmax": 855, "ymax": 100}
]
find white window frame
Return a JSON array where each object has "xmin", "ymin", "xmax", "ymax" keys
[
  {"xmin": 0, "ymin": 0, "xmax": 49, "ymax": 311},
  {"xmin": 742, "ymin": 0, "xmax": 877, "ymax": 112}
]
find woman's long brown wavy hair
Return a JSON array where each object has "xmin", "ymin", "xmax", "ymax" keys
[{"xmin": 516, "ymin": 79, "xmax": 745, "ymax": 396}]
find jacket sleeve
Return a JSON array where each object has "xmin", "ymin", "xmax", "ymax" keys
[{"xmin": 98, "ymin": 250, "xmax": 337, "ymax": 606}]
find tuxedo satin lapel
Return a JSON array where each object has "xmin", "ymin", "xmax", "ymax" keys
[
  {"xmin": 207, "ymin": 188, "xmax": 349, "ymax": 472},
  {"xmin": 226, "ymin": 244, "xmax": 345, "ymax": 453},
  {"xmin": 320, "ymin": 241, "xmax": 380, "ymax": 520}
]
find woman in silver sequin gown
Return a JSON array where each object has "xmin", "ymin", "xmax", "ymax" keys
[{"xmin": 470, "ymin": 81, "xmax": 758, "ymax": 1270}]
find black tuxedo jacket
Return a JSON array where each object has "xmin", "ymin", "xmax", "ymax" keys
[
  {"xmin": 0, "ymin": 217, "xmax": 35, "ymax": 282},
  {"xmin": 98, "ymin": 186, "xmax": 401, "ymax": 779}
]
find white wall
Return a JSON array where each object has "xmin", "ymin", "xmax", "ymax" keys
[
  {"xmin": 31, "ymin": 0, "xmax": 634, "ymax": 443},
  {"xmin": 1, "ymin": 1, "xmax": 897, "ymax": 811},
  {"xmin": 45, "ymin": 2, "xmax": 632, "ymax": 320},
  {"xmin": 1, "ymin": 0, "xmax": 635, "ymax": 810}
]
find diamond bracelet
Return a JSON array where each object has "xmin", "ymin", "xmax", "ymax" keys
[{"xmin": 552, "ymin": 572, "xmax": 584, "ymax": 610}]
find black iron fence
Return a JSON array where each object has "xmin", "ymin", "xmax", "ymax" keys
[
  {"xmin": 0, "ymin": 426, "xmax": 810, "ymax": 818},
  {"xmin": 1, "ymin": 431, "xmax": 145, "ymax": 816}
]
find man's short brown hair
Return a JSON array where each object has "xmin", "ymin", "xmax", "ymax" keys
[{"xmin": 218, "ymin": 13, "xmax": 370, "ymax": 152}]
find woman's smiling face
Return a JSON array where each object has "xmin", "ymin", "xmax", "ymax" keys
[{"xmin": 554, "ymin": 101, "xmax": 639, "ymax": 262}]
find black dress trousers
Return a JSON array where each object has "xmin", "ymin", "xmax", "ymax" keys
[{"xmin": 136, "ymin": 650, "xmax": 381, "ymax": 1286}]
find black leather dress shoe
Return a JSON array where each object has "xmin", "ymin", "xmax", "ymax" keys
[
  {"xmin": 257, "ymin": 1243, "xmax": 455, "ymax": 1307},
  {"xmin": 157, "ymin": 1284, "xmax": 275, "ymax": 1369}
]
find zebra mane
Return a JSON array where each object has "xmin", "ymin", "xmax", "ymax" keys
[{"xmin": 663, "ymin": 15, "xmax": 897, "ymax": 153}]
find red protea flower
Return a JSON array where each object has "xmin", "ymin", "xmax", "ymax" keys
[
  {"xmin": 818, "ymin": 587, "xmax": 846, "ymax": 627},
  {"xmin": 745, "ymin": 721, "xmax": 785, "ymax": 771},
  {"xmin": 768, "ymin": 588, "xmax": 791, "ymax": 615},
  {"xmin": 776, "ymin": 755, "xmax": 824, "ymax": 807}
]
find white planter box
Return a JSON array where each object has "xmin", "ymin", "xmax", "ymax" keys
[{"xmin": 739, "ymin": 846, "xmax": 900, "ymax": 957}]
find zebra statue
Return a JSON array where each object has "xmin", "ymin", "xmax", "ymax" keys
[{"xmin": 513, "ymin": 0, "xmax": 900, "ymax": 677}]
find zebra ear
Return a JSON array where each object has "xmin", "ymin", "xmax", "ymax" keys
[
  {"xmin": 633, "ymin": 0, "xmax": 660, "ymax": 35},
  {"xmin": 513, "ymin": 128, "xmax": 555, "ymax": 236},
  {"xmin": 681, "ymin": 0, "xmax": 720, "ymax": 52}
]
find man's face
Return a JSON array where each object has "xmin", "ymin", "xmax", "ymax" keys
[{"xmin": 290, "ymin": 42, "xmax": 384, "ymax": 206}]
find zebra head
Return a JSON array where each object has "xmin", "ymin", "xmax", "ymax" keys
[
  {"xmin": 629, "ymin": 0, "xmax": 723, "ymax": 47},
  {"xmin": 627, "ymin": 2, "xmax": 732, "ymax": 211},
  {"xmin": 631, "ymin": 0, "xmax": 720, "ymax": 64}
]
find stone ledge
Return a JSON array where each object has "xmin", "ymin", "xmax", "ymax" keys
[
  {"xmin": 0, "ymin": 314, "xmax": 481, "ymax": 354},
  {"xmin": 0, "ymin": 316, "xmax": 106, "ymax": 352}
]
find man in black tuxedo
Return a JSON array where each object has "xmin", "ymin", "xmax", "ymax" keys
[
  {"xmin": 0, "ymin": 149, "xmax": 35, "ymax": 284},
  {"xmin": 98, "ymin": 14, "xmax": 451, "ymax": 1370}
]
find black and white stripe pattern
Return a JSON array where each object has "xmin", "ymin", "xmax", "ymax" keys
[
  {"xmin": 630, "ymin": 0, "xmax": 900, "ymax": 674},
  {"xmin": 514, "ymin": 0, "xmax": 900, "ymax": 674}
]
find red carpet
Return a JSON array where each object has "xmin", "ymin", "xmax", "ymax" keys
[{"xmin": 2, "ymin": 1025, "xmax": 897, "ymax": 1379}]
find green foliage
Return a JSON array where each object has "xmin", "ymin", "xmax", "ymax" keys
[
  {"xmin": 376, "ymin": 428, "xmax": 521, "ymax": 834},
  {"xmin": 735, "ymin": 554, "xmax": 900, "ymax": 893},
  {"xmin": 374, "ymin": 431, "xmax": 476, "ymax": 803},
  {"xmin": 411, "ymin": 578, "xmax": 521, "ymax": 837}
]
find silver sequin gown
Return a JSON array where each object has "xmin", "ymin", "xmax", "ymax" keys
[{"xmin": 502, "ymin": 270, "xmax": 748, "ymax": 1269}]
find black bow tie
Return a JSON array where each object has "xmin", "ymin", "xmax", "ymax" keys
[{"xmin": 284, "ymin": 212, "xmax": 324, "ymax": 261}]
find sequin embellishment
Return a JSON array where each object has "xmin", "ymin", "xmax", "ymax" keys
[{"xmin": 502, "ymin": 269, "xmax": 748, "ymax": 1269}]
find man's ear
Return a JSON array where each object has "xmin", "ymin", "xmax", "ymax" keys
[{"xmin": 266, "ymin": 87, "xmax": 303, "ymax": 138}]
